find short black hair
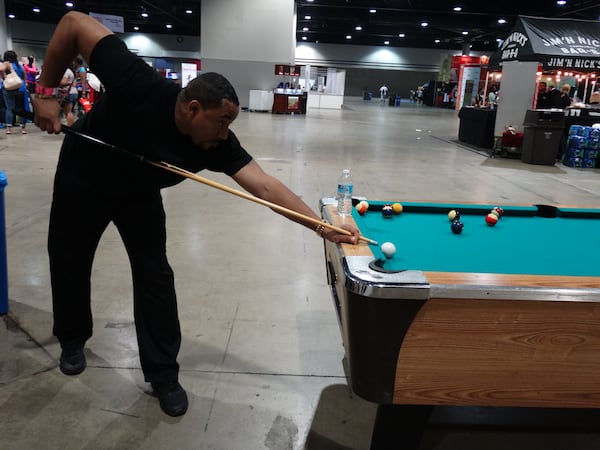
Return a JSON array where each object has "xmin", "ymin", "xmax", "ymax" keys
[
  {"xmin": 179, "ymin": 72, "xmax": 239, "ymax": 109},
  {"xmin": 3, "ymin": 50, "xmax": 17, "ymax": 63}
]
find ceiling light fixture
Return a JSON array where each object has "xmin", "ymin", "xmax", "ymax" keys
[
  {"xmin": 398, "ymin": 33, "xmax": 405, "ymax": 38},
  {"xmin": 421, "ymin": 22, "xmax": 428, "ymax": 27},
  {"xmin": 185, "ymin": 9, "xmax": 192, "ymax": 14},
  {"xmin": 166, "ymin": 24, "xmax": 172, "ymax": 29},
  {"xmin": 370, "ymin": 9, "xmax": 376, "ymax": 13},
  {"xmin": 33, "ymin": 8, "xmax": 40, "ymax": 13},
  {"xmin": 65, "ymin": 2, "xmax": 74, "ymax": 7},
  {"xmin": 384, "ymin": 41, "xmax": 389, "ymax": 45},
  {"xmin": 141, "ymin": 12, "xmax": 149, "ymax": 18},
  {"xmin": 346, "ymin": 35, "xmax": 352, "ymax": 39},
  {"xmin": 355, "ymin": 26, "xmax": 362, "ymax": 31},
  {"xmin": 498, "ymin": 18, "xmax": 507, "ymax": 24},
  {"xmin": 304, "ymin": 15, "xmax": 311, "ymax": 20},
  {"xmin": 453, "ymin": 6, "xmax": 462, "ymax": 12}
]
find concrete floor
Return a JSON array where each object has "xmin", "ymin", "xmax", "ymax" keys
[{"xmin": 2, "ymin": 98, "xmax": 600, "ymax": 450}]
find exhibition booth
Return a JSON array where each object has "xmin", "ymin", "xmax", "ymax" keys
[
  {"xmin": 247, "ymin": 64, "xmax": 345, "ymax": 114},
  {"xmin": 459, "ymin": 16, "xmax": 600, "ymax": 166}
]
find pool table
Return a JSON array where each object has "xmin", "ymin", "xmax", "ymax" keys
[{"xmin": 320, "ymin": 198, "xmax": 600, "ymax": 449}]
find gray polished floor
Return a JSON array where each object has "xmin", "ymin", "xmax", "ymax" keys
[{"xmin": 2, "ymin": 98, "xmax": 600, "ymax": 450}]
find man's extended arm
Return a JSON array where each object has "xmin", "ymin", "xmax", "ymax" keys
[
  {"xmin": 233, "ymin": 160, "xmax": 359, "ymax": 244},
  {"xmin": 34, "ymin": 11, "xmax": 113, "ymax": 133}
]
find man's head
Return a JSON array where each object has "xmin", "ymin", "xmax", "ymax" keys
[
  {"xmin": 175, "ymin": 72, "xmax": 241, "ymax": 148},
  {"xmin": 180, "ymin": 72, "xmax": 239, "ymax": 109}
]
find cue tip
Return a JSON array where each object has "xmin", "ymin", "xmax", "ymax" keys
[{"xmin": 361, "ymin": 236, "xmax": 378, "ymax": 245}]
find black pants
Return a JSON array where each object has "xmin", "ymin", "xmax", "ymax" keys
[{"xmin": 48, "ymin": 189, "xmax": 181, "ymax": 383}]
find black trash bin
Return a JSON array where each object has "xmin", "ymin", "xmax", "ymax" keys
[{"xmin": 521, "ymin": 110, "xmax": 565, "ymax": 165}]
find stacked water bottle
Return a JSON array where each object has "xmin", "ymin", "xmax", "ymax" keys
[{"xmin": 563, "ymin": 125, "xmax": 600, "ymax": 168}]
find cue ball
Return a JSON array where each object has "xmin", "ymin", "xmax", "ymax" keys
[
  {"xmin": 380, "ymin": 242, "xmax": 396, "ymax": 259},
  {"xmin": 451, "ymin": 220, "xmax": 464, "ymax": 234},
  {"xmin": 448, "ymin": 209, "xmax": 460, "ymax": 221},
  {"xmin": 381, "ymin": 204, "xmax": 394, "ymax": 218}
]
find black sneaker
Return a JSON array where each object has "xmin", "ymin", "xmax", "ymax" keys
[
  {"xmin": 151, "ymin": 381, "xmax": 188, "ymax": 417},
  {"xmin": 59, "ymin": 346, "xmax": 86, "ymax": 375}
]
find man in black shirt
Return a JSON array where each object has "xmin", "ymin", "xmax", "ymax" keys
[
  {"xmin": 32, "ymin": 11, "xmax": 359, "ymax": 417},
  {"xmin": 536, "ymin": 81, "xmax": 550, "ymax": 109}
]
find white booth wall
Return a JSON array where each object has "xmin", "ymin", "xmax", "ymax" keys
[{"xmin": 494, "ymin": 61, "xmax": 539, "ymax": 136}]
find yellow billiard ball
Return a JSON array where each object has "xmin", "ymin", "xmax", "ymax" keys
[{"xmin": 392, "ymin": 203, "xmax": 403, "ymax": 214}]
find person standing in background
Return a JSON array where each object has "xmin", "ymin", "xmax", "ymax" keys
[
  {"xmin": 536, "ymin": 81, "xmax": 550, "ymax": 109},
  {"xmin": 24, "ymin": 56, "xmax": 39, "ymax": 94},
  {"xmin": 554, "ymin": 84, "xmax": 572, "ymax": 109},
  {"xmin": 0, "ymin": 50, "xmax": 29, "ymax": 134},
  {"xmin": 546, "ymin": 85, "xmax": 561, "ymax": 108},
  {"xmin": 57, "ymin": 64, "xmax": 79, "ymax": 126},
  {"xmin": 0, "ymin": 75, "xmax": 5, "ymax": 129},
  {"xmin": 379, "ymin": 84, "xmax": 388, "ymax": 101},
  {"xmin": 72, "ymin": 56, "xmax": 88, "ymax": 117},
  {"xmin": 474, "ymin": 89, "xmax": 485, "ymax": 107},
  {"xmin": 488, "ymin": 87, "xmax": 498, "ymax": 110}
]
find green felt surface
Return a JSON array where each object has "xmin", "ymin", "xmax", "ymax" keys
[{"xmin": 353, "ymin": 201, "xmax": 600, "ymax": 276}]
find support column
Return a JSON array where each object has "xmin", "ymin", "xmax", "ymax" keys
[
  {"xmin": 201, "ymin": 0, "xmax": 296, "ymax": 107},
  {"xmin": 0, "ymin": 1, "xmax": 8, "ymax": 50}
]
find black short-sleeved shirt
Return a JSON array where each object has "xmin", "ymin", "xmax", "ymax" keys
[{"xmin": 53, "ymin": 35, "xmax": 253, "ymax": 193}]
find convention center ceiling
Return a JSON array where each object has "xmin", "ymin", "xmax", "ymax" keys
[{"xmin": 5, "ymin": 0, "xmax": 600, "ymax": 52}]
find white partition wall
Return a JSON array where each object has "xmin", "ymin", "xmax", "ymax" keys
[{"xmin": 494, "ymin": 61, "xmax": 540, "ymax": 136}]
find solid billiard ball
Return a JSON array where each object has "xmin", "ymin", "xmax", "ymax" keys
[
  {"xmin": 392, "ymin": 203, "xmax": 403, "ymax": 214},
  {"xmin": 450, "ymin": 220, "xmax": 464, "ymax": 234},
  {"xmin": 355, "ymin": 201, "xmax": 369, "ymax": 215},
  {"xmin": 448, "ymin": 210, "xmax": 460, "ymax": 221},
  {"xmin": 380, "ymin": 242, "xmax": 396, "ymax": 259},
  {"xmin": 382, "ymin": 204, "xmax": 394, "ymax": 218},
  {"xmin": 485, "ymin": 213, "xmax": 499, "ymax": 226}
]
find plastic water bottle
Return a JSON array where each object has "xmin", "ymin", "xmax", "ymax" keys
[{"xmin": 337, "ymin": 169, "xmax": 353, "ymax": 216}]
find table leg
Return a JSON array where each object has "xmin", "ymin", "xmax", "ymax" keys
[{"xmin": 370, "ymin": 404, "xmax": 432, "ymax": 450}]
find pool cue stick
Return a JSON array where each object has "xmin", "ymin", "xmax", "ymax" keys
[
  {"xmin": 17, "ymin": 109, "xmax": 377, "ymax": 245},
  {"xmin": 146, "ymin": 160, "xmax": 378, "ymax": 245}
]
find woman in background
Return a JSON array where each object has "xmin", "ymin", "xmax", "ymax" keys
[
  {"xmin": 0, "ymin": 50, "xmax": 29, "ymax": 134},
  {"xmin": 24, "ymin": 56, "xmax": 39, "ymax": 94}
]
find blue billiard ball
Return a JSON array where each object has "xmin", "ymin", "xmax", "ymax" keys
[
  {"xmin": 451, "ymin": 220, "xmax": 464, "ymax": 234},
  {"xmin": 382, "ymin": 204, "xmax": 394, "ymax": 218}
]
